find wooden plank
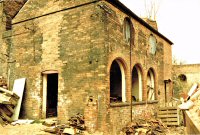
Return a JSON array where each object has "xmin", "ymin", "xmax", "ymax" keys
[
  {"xmin": 12, "ymin": 93, "xmax": 20, "ymax": 99},
  {"xmin": 158, "ymin": 114, "xmax": 178, "ymax": 118},
  {"xmin": 159, "ymin": 106, "xmax": 177, "ymax": 110},
  {"xmin": 9, "ymin": 98, "xmax": 17, "ymax": 106},
  {"xmin": 0, "ymin": 108, "xmax": 13, "ymax": 122},
  {"xmin": 11, "ymin": 78, "xmax": 26, "ymax": 121},
  {"xmin": 0, "ymin": 93, "xmax": 10, "ymax": 101},
  {"xmin": 2, "ymin": 92, "xmax": 20, "ymax": 100},
  {"xmin": 5, "ymin": 105, "xmax": 14, "ymax": 113},
  {"xmin": 158, "ymin": 110, "xmax": 178, "ymax": 115},
  {"xmin": 0, "ymin": 116, "xmax": 5, "ymax": 125},
  {"xmin": 160, "ymin": 118, "xmax": 178, "ymax": 122},
  {"xmin": 1, "ymin": 105, "xmax": 12, "ymax": 117},
  {"xmin": 177, "ymin": 109, "xmax": 180, "ymax": 125},
  {"xmin": 165, "ymin": 122, "xmax": 179, "ymax": 126},
  {"xmin": 0, "ymin": 87, "xmax": 13, "ymax": 95},
  {"xmin": 0, "ymin": 100, "xmax": 12, "ymax": 105}
]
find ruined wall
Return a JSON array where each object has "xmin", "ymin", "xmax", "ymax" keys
[
  {"xmin": 9, "ymin": 0, "xmax": 108, "ymax": 121},
  {"xmin": 173, "ymin": 64, "xmax": 200, "ymax": 95},
  {"xmin": 0, "ymin": 2, "xmax": 10, "ymax": 81}
]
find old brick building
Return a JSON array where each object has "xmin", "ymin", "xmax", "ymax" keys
[{"xmin": 0, "ymin": 0, "xmax": 173, "ymax": 134}]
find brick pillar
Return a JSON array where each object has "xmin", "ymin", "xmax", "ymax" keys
[{"xmin": 84, "ymin": 96, "xmax": 98, "ymax": 133}]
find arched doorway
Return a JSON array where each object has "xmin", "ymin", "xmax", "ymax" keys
[
  {"xmin": 132, "ymin": 65, "xmax": 143, "ymax": 102},
  {"xmin": 147, "ymin": 68, "xmax": 155, "ymax": 100},
  {"xmin": 110, "ymin": 60, "xmax": 126, "ymax": 102}
]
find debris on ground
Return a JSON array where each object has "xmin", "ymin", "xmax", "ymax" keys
[
  {"xmin": 178, "ymin": 83, "xmax": 200, "ymax": 134},
  {"xmin": 122, "ymin": 118, "xmax": 167, "ymax": 135},
  {"xmin": 42, "ymin": 118, "xmax": 57, "ymax": 127},
  {"xmin": 43, "ymin": 113, "xmax": 85, "ymax": 135},
  {"xmin": 11, "ymin": 119, "xmax": 34, "ymax": 126},
  {"xmin": 0, "ymin": 87, "xmax": 19, "ymax": 125},
  {"xmin": 0, "ymin": 78, "xmax": 26, "ymax": 125}
]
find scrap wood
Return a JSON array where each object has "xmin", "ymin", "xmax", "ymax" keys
[
  {"xmin": 122, "ymin": 118, "xmax": 167, "ymax": 134},
  {"xmin": 0, "ymin": 108, "xmax": 13, "ymax": 123},
  {"xmin": 0, "ymin": 105, "xmax": 12, "ymax": 117},
  {"xmin": 0, "ymin": 87, "xmax": 13, "ymax": 96},
  {"xmin": 43, "ymin": 113, "xmax": 85, "ymax": 134},
  {"xmin": 63, "ymin": 127, "xmax": 81, "ymax": 135},
  {"xmin": 0, "ymin": 117, "xmax": 5, "ymax": 126},
  {"xmin": 43, "ymin": 126, "xmax": 57, "ymax": 134},
  {"xmin": 42, "ymin": 119, "xmax": 56, "ymax": 127},
  {"xmin": 0, "ymin": 88, "xmax": 19, "ymax": 103},
  {"xmin": 68, "ymin": 113, "xmax": 85, "ymax": 130},
  {"xmin": 135, "ymin": 128, "xmax": 148, "ymax": 134}
]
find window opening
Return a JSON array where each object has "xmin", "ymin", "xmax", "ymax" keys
[
  {"xmin": 132, "ymin": 66, "xmax": 143, "ymax": 102},
  {"xmin": 147, "ymin": 69, "xmax": 155, "ymax": 100},
  {"xmin": 149, "ymin": 35, "xmax": 157, "ymax": 54},
  {"xmin": 110, "ymin": 60, "xmax": 126, "ymax": 103},
  {"xmin": 124, "ymin": 18, "xmax": 132, "ymax": 44}
]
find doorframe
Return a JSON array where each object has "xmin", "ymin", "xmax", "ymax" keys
[{"xmin": 41, "ymin": 70, "xmax": 58, "ymax": 119}]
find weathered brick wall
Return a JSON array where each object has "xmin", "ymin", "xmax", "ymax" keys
[
  {"xmin": 13, "ymin": 0, "xmax": 98, "ymax": 24},
  {"xmin": 108, "ymin": 102, "xmax": 158, "ymax": 134},
  {"xmin": 94, "ymin": 1, "xmax": 172, "ymax": 133},
  {"xmin": 9, "ymin": 0, "xmax": 107, "ymax": 121},
  {"xmin": 0, "ymin": 2, "xmax": 9, "ymax": 78},
  {"xmin": 0, "ymin": 0, "xmax": 173, "ymax": 134},
  {"xmin": 173, "ymin": 64, "xmax": 200, "ymax": 93}
]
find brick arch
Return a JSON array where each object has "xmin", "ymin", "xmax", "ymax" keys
[
  {"xmin": 109, "ymin": 57, "xmax": 128, "ymax": 103},
  {"xmin": 131, "ymin": 63, "xmax": 144, "ymax": 101}
]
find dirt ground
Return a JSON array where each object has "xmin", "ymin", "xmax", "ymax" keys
[
  {"xmin": 0, "ymin": 123, "xmax": 52, "ymax": 135},
  {"xmin": 165, "ymin": 126, "xmax": 185, "ymax": 135},
  {"xmin": 0, "ymin": 123, "xmax": 185, "ymax": 135}
]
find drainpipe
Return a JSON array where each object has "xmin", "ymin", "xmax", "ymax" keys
[{"xmin": 130, "ymin": 33, "xmax": 132, "ymax": 122}]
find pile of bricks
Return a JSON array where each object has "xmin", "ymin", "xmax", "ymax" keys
[{"xmin": 122, "ymin": 118, "xmax": 167, "ymax": 134}]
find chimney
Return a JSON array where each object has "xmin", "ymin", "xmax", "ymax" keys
[{"xmin": 143, "ymin": 18, "xmax": 158, "ymax": 31}]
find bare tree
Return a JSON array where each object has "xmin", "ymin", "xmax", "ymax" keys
[
  {"xmin": 172, "ymin": 55, "xmax": 186, "ymax": 65},
  {"xmin": 144, "ymin": 0, "xmax": 161, "ymax": 20}
]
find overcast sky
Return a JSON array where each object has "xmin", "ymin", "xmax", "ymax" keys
[{"xmin": 120, "ymin": 0, "xmax": 200, "ymax": 64}]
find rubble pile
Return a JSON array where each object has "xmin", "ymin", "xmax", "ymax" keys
[
  {"xmin": 178, "ymin": 83, "xmax": 200, "ymax": 134},
  {"xmin": 188, "ymin": 98, "xmax": 200, "ymax": 125},
  {"xmin": 43, "ymin": 113, "xmax": 85, "ymax": 135},
  {"xmin": 122, "ymin": 118, "xmax": 167, "ymax": 135},
  {"xmin": 0, "ymin": 87, "xmax": 19, "ymax": 125}
]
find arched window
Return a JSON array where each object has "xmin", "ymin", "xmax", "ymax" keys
[
  {"xmin": 124, "ymin": 18, "xmax": 132, "ymax": 44},
  {"xmin": 110, "ymin": 60, "xmax": 126, "ymax": 103},
  {"xmin": 149, "ymin": 34, "xmax": 157, "ymax": 54},
  {"xmin": 132, "ymin": 65, "xmax": 143, "ymax": 102},
  {"xmin": 147, "ymin": 68, "xmax": 155, "ymax": 100},
  {"xmin": 178, "ymin": 74, "xmax": 187, "ymax": 82}
]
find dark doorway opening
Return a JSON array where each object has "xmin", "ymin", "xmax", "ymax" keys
[
  {"xmin": 46, "ymin": 73, "xmax": 58, "ymax": 118},
  {"xmin": 110, "ymin": 60, "xmax": 122, "ymax": 102}
]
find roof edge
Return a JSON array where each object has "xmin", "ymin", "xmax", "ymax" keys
[{"xmin": 105, "ymin": 0, "xmax": 173, "ymax": 45}]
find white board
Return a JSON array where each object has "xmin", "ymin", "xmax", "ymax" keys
[{"xmin": 11, "ymin": 78, "xmax": 26, "ymax": 121}]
